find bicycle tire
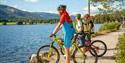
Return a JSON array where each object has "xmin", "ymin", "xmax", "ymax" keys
[
  {"xmin": 90, "ymin": 40, "xmax": 107, "ymax": 57},
  {"xmin": 37, "ymin": 45, "xmax": 60, "ymax": 63},
  {"xmin": 72, "ymin": 46, "xmax": 98, "ymax": 63}
]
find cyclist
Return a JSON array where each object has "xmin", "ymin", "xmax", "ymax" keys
[
  {"xmin": 75, "ymin": 14, "xmax": 86, "ymax": 46},
  {"xmin": 82, "ymin": 14, "xmax": 94, "ymax": 45},
  {"xmin": 50, "ymin": 5, "xmax": 75, "ymax": 63}
]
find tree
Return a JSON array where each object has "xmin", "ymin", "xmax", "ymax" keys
[{"xmin": 91, "ymin": 0, "xmax": 124, "ymax": 14}]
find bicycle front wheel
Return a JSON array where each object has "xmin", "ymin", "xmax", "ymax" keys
[
  {"xmin": 37, "ymin": 45, "xmax": 60, "ymax": 63},
  {"xmin": 72, "ymin": 46, "xmax": 98, "ymax": 63}
]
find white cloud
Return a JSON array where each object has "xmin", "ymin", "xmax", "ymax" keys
[
  {"xmin": 82, "ymin": 4, "xmax": 104, "ymax": 15},
  {"xmin": 24, "ymin": 0, "xmax": 39, "ymax": 3}
]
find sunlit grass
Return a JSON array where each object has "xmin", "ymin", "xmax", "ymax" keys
[
  {"xmin": 116, "ymin": 33, "xmax": 125, "ymax": 63},
  {"xmin": 0, "ymin": 22, "xmax": 3, "ymax": 25},
  {"xmin": 7, "ymin": 22, "xmax": 16, "ymax": 25}
]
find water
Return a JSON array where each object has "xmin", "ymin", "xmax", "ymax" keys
[{"xmin": 0, "ymin": 24, "xmax": 101, "ymax": 63}]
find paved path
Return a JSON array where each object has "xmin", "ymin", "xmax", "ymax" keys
[{"xmin": 59, "ymin": 29, "xmax": 125, "ymax": 63}]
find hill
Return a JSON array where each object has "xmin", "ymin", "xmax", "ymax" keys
[
  {"xmin": 0, "ymin": 4, "xmax": 75, "ymax": 21},
  {"xmin": 0, "ymin": 4, "xmax": 59, "ymax": 20}
]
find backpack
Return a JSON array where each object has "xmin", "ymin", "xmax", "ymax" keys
[
  {"xmin": 73, "ymin": 19, "xmax": 94, "ymax": 32},
  {"xmin": 82, "ymin": 19, "xmax": 94, "ymax": 32}
]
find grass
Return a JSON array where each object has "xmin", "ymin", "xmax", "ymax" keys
[
  {"xmin": 7, "ymin": 22, "xmax": 17, "ymax": 25},
  {"xmin": 0, "ymin": 22, "xmax": 3, "ymax": 25},
  {"xmin": 0, "ymin": 22, "xmax": 17, "ymax": 25},
  {"xmin": 92, "ymin": 21, "xmax": 121, "ymax": 37},
  {"xmin": 116, "ymin": 33, "xmax": 125, "ymax": 63}
]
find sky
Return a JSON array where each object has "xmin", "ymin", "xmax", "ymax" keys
[{"xmin": 0, "ymin": 0, "xmax": 123, "ymax": 15}]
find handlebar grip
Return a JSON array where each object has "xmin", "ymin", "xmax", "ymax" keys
[{"xmin": 53, "ymin": 34, "xmax": 56, "ymax": 38}]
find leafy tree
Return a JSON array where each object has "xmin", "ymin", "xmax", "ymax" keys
[{"xmin": 91, "ymin": 0, "xmax": 124, "ymax": 14}]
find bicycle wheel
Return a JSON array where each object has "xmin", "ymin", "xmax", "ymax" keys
[
  {"xmin": 90, "ymin": 40, "xmax": 107, "ymax": 57},
  {"xmin": 37, "ymin": 45, "xmax": 60, "ymax": 63},
  {"xmin": 72, "ymin": 46, "xmax": 98, "ymax": 63}
]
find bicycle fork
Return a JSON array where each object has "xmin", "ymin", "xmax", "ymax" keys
[{"xmin": 47, "ymin": 42, "xmax": 54, "ymax": 58}]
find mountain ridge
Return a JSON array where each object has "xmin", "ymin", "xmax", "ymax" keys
[{"xmin": 0, "ymin": 4, "xmax": 75, "ymax": 21}]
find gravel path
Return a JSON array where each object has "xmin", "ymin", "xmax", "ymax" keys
[
  {"xmin": 29, "ymin": 29, "xmax": 125, "ymax": 63},
  {"xmin": 92, "ymin": 29, "xmax": 125, "ymax": 63},
  {"xmin": 59, "ymin": 29, "xmax": 125, "ymax": 63}
]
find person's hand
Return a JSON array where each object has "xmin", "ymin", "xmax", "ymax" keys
[{"xmin": 49, "ymin": 33, "xmax": 55, "ymax": 37}]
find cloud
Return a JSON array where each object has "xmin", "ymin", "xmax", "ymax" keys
[
  {"xmin": 82, "ymin": 4, "xmax": 104, "ymax": 15},
  {"xmin": 24, "ymin": 0, "xmax": 39, "ymax": 3}
]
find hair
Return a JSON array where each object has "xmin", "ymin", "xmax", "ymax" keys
[
  {"xmin": 76, "ymin": 14, "xmax": 81, "ymax": 20},
  {"xmin": 57, "ymin": 5, "xmax": 67, "ymax": 11},
  {"xmin": 84, "ymin": 14, "xmax": 90, "ymax": 19}
]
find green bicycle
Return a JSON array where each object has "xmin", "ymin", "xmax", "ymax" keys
[
  {"xmin": 60, "ymin": 32, "xmax": 107, "ymax": 57},
  {"xmin": 37, "ymin": 33, "xmax": 98, "ymax": 63}
]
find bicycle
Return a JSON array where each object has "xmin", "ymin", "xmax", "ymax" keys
[
  {"xmin": 37, "ymin": 33, "xmax": 98, "ymax": 63},
  {"xmin": 60, "ymin": 32, "xmax": 107, "ymax": 57}
]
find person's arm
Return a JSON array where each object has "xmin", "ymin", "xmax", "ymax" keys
[
  {"xmin": 52, "ymin": 22, "xmax": 62, "ymax": 34},
  {"xmin": 88, "ymin": 24, "xmax": 91, "ymax": 32},
  {"xmin": 50, "ymin": 15, "xmax": 65, "ymax": 36},
  {"xmin": 88, "ymin": 21, "xmax": 94, "ymax": 32}
]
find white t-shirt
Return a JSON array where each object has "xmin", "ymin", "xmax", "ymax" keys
[
  {"xmin": 77, "ymin": 20, "xmax": 82, "ymax": 27},
  {"xmin": 76, "ymin": 20, "xmax": 83, "ymax": 32}
]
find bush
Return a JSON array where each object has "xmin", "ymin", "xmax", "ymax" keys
[
  {"xmin": 17, "ymin": 22, "xmax": 23, "ymax": 25},
  {"xmin": 2, "ymin": 22, "xmax": 7, "ymax": 25},
  {"xmin": 99, "ymin": 21, "xmax": 121, "ymax": 32},
  {"xmin": 116, "ymin": 33, "xmax": 125, "ymax": 63}
]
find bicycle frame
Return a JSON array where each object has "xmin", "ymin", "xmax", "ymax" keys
[
  {"xmin": 47, "ymin": 37, "xmax": 64, "ymax": 58},
  {"xmin": 48, "ymin": 34, "xmax": 89, "ymax": 58}
]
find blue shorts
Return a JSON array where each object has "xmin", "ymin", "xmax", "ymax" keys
[
  {"xmin": 62, "ymin": 22, "xmax": 75, "ymax": 48},
  {"xmin": 63, "ymin": 32, "xmax": 74, "ymax": 48},
  {"xmin": 78, "ymin": 33, "xmax": 86, "ymax": 46}
]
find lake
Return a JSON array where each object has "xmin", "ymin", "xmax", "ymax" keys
[{"xmin": 0, "ymin": 24, "xmax": 101, "ymax": 63}]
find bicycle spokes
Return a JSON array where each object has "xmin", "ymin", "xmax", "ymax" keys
[
  {"xmin": 37, "ymin": 45, "xmax": 59, "ymax": 63},
  {"xmin": 73, "ymin": 46, "xmax": 98, "ymax": 63},
  {"xmin": 91, "ymin": 41, "xmax": 107, "ymax": 56}
]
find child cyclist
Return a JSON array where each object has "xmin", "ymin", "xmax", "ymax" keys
[
  {"xmin": 75, "ymin": 14, "xmax": 86, "ymax": 46},
  {"xmin": 82, "ymin": 14, "xmax": 94, "ymax": 45},
  {"xmin": 50, "ymin": 5, "xmax": 75, "ymax": 63}
]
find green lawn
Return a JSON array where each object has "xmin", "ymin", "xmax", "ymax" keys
[
  {"xmin": 0, "ymin": 22, "xmax": 3, "ymax": 25},
  {"xmin": 0, "ymin": 22, "xmax": 17, "ymax": 25},
  {"xmin": 7, "ymin": 22, "xmax": 17, "ymax": 25}
]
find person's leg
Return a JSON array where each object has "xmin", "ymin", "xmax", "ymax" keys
[
  {"xmin": 63, "ymin": 34, "xmax": 71, "ymax": 63},
  {"xmin": 78, "ymin": 34, "xmax": 86, "ymax": 54},
  {"xmin": 63, "ymin": 27, "xmax": 75, "ymax": 63},
  {"xmin": 65, "ymin": 48, "xmax": 70, "ymax": 63},
  {"xmin": 85, "ymin": 34, "xmax": 91, "ymax": 46}
]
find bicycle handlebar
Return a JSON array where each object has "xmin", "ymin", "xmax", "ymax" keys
[{"xmin": 53, "ymin": 34, "xmax": 56, "ymax": 38}]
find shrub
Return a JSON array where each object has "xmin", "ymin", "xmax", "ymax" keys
[
  {"xmin": 2, "ymin": 22, "xmax": 7, "ymax": 25},
  {"xmin": 99, "ymin": 21, "xmax": 121, "ymax": 32},
  {"xmin": 116, "ymin": 33, "xmax": 125, "ymax": 63}
]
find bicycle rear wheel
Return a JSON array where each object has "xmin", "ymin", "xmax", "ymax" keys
[
  {"xmin": 37, "ymin": 45, "xmax": 60, "ymax": 63},
  {"xmin": 90, "ymin": 40, "xmax": 107, "ymax": 57},
  {"xmin": 72, "ymin": 46, "xmax": 98, "ymax": 63}
]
